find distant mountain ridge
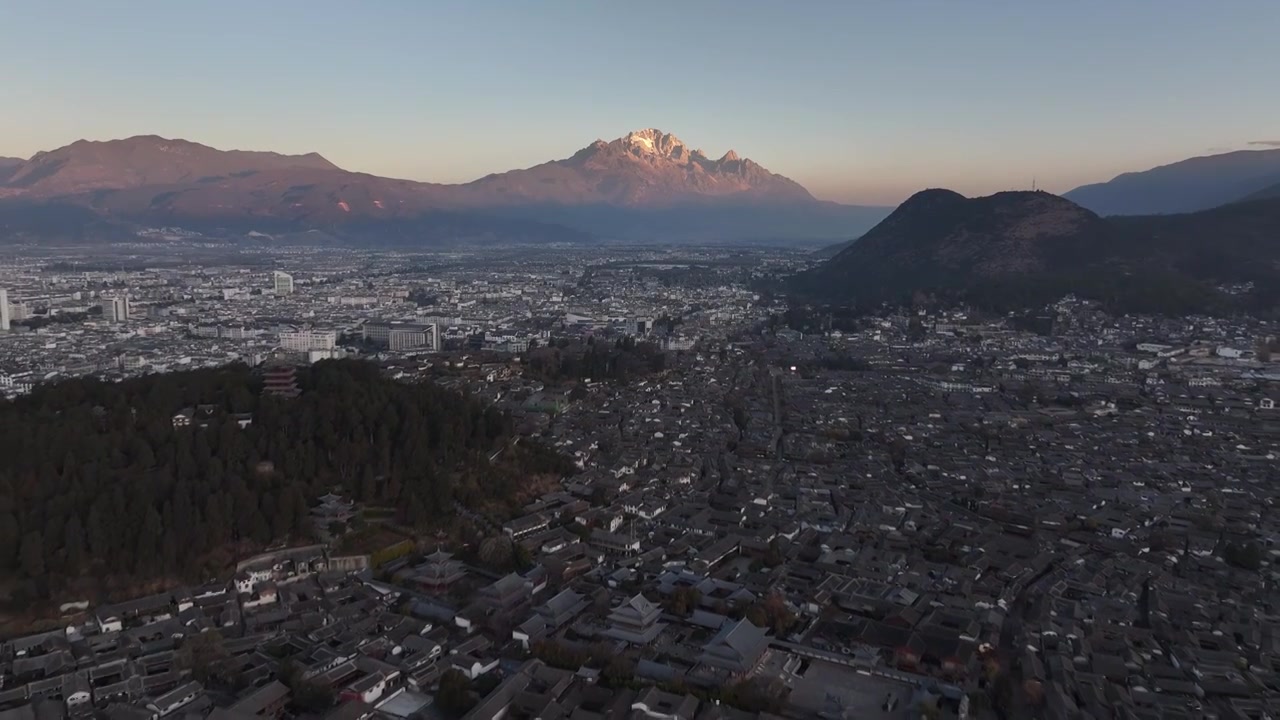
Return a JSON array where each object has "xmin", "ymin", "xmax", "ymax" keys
[
  {"xmin": 793, "ymin": 188, "xmax": 1280, "ymax": 314},
  {"xmin": 0, "ymin": 131, "xmax": 890, "ymax": 244},
  {"xmin": 445, "ymin": 128, "xmax": 887, "ymax": 241},
  {"xmin": 458, "ymin": 128, "xmax": 815, "ymax": 206},
  {"xmin": 3, "ymin": 136, "xmax": 339, "ymax": 197},
  {"xmin": 0, "ymin": 157, "xmax": 22, "ymax": 184},
  {"xmin": 1242, "ymin": 181, "xmax": 1280, "ymax": 203},
  {"xmin": 1064, "ymin": 148, "xmax": 1280, "ymax": 216}
]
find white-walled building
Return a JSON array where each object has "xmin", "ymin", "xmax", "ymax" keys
[
  {"xmin": 102, "ymin": 295, "xmax": 130, "ymax": 323},
  {"xmin": 280, "ymin": 330, "xmax": 337, "ymax": 352},
  {"xmin": 273, "ymin": 271, "xmax": 295, "ymax": 296}
]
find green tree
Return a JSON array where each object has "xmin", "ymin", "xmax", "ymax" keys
[
  {"xmin": 763, "ymin": 538, "xmax": 784, "ymax": 567},
  {"xmin": 19, "ymin": 531, "xmax": 45, "ymax": 578},
  {"xmin": 603, "ymin": 655, "xmax": 636, "ymax": 688},
  {"xmin": 720, "ymin": 677, "xmax": 788, "ymax": 713},
  {"xmin": 63, "ymin": 516, "xmax": 86, "ymax": 573},
  {"xmin": 0, "ymin": 360, "xmax": 571, "ymax": 601},
  {"xmin": 664, "ymin": 587, "xmax": 701, "ymax": 617},
  {"xmin": 967, "ymin": 689, "xmax": 991, "ymax": 714},
  {"xmin": 513, "ymin": 542, "xmax": 533, "ymax": 571},
  {"xmin": 1224, "ymin": 541, "xmax": 1263, "ymax": 571},
  {"xmin": 291, "ymin": 681, "xmax": 334, "ymax": 713},
  {"xmin": 478, "ymin": 536, "xmax": 514, "ymax": 570},
  {"xmin": 0, "ymin": 512, "xmax": 19, "ymax": 570},
  {"xmin": 436, "ymin": 669, "xmax": 475, "ymax": 718},
  {"xmin": 177, "ymin": 630, "xmax": 240, "ymax": 688}
]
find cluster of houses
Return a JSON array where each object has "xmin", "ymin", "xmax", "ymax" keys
[{"xmin": 3, "ymin": 289, "xmax": 1279, "ymax": 719}]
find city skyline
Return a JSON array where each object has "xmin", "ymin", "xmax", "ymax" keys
[{"xmin": 2, "ymin": 0, "xmax": 1278, "ymax": 204}]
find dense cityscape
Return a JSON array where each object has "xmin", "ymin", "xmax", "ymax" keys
[
  {"xmin": 0, "ymin": 243, "xmax": 1276, "ymax": 720},
  {"xmin": 3, "ymin": 4, "xmax": 1280, "ymax": 719}
]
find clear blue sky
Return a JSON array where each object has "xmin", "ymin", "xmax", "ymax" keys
[{"xmin": 2, "ymin": 0, "xmax": 1277, "ymax": 204}]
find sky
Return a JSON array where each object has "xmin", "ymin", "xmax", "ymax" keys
[{"xmin": 1, "ymin": 0, "xmax": 1278, "ymax": 205}]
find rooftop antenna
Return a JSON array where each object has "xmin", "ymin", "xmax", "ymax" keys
[{"xmin": 1032, "ymin": 176, "xmax": 1037, "ymax": 192}]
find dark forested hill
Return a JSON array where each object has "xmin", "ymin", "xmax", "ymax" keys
[
  {"xmin": 792, "ymin": 189, "xmax": 1280, "ymax": 315},
  {"xmin": 1242, "ymin": 181, "xmax": 1280, "ymax": 203},
  {"xmin": 0, "ymin": 360, "xmax": 571, "ymax": 607}
]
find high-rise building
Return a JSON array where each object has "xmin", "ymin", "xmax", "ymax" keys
[
  {"xmin": 101, "ymin": 295, "xmax": 130, "ymax": 324},
  {"xmin": 0, "ymin": 288, "xmax": 9, "ymax": 331},
  {"xmin": 279, "ymin": 330, "xmax": 337, "ymax": 352},
  {"xmin": 273, "ymin": 271, "xmax": 295, "ymax": 296},
  {"xmin": 628, "ymin": 316, "xmax": 654, "ymax": 336}
]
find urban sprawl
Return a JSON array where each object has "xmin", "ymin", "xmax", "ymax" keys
[{"xmin": 1, "ymin": 244, "xmax": 1278, "ymax": 720}]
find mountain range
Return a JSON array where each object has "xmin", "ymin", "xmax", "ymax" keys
[
  {"xmin": 0, "ymin": 130, "xmax": 889, "ymax": 245},
  {"xmin": 1063, "ymin": 148, "xmax": 1280, "ymax": 216},
  {"xmin": 460, "ymin": 128, "xmax": 813, "ymax": 206},
  {"xmin": 6, "ymin": 131, "xmax": 1280, "ymax": 267},
  {"xmin": 793, "ymin": 189, "xmax": 1280, "ymax": 315},
  {"xmin": 0, "ymin": 157, "xmax": 22, "ymax": 184},
  {"xmin": 1245, "ymin": 181, "xmax": 1280, "ymax": 203}
]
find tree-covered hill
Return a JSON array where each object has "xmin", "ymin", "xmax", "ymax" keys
[
  {"xmin": 792, "ymin": 189, "xmax": 1280, "ymax": 315},
  {"xmin": 0, "ymin": 360, "xmax": 571, "ymax": 607},
  {"xmin": 525, "ymin": 336, "xmax": 667, "ymax": 384}
]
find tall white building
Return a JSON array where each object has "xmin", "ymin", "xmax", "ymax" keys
[
  {"xmin": 0, "ymin": 288, "xmax": 9, "ymax": 331},
  {"xmin": 102, "ymin": 295, "xmax": 130, "ymax": 324},
  {"xmin": 628, "ymin": 316, "xmax": 654, "ymax": 336},
  {"xmin": 273, "ymin": 271, "xmax": 295, "ymax": 296},
  {"xmin": 280, "ymin": 330, "xmax": 336, "ymax": 352}
]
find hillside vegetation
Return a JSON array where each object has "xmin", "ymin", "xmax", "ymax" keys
[
  {"xmin": 793, "ymin": 190, "xmax": 1280, "ymax": 315},
  {"xmin": 0, "ymin": 360, "xmax": 570, "ymax": 607}
]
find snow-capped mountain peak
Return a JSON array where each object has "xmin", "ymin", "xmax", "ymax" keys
[{"xmin": 621, "ymin": 128, "xmax": 691, "ymax": 161}]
